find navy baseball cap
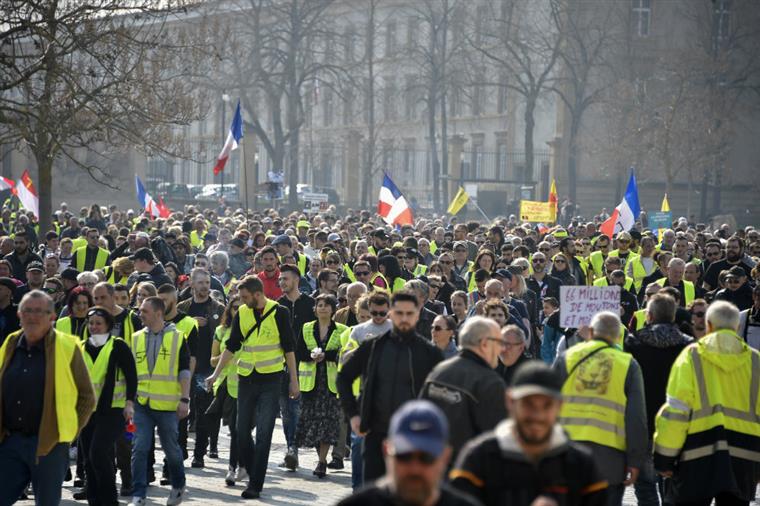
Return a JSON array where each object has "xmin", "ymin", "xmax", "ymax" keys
[{"xmin": 388, "ymin": 400, "xmax": 449, "ymax": 457}]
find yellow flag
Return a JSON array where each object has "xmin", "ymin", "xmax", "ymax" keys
[
  {"xmin": 447, "ymin": 187, "xmax": 470, "ymax": 215},
  {"xmin": 661, "ymin": 194, "xmax": 670, "ymax": 212},
  {"xmin": 548, "ymin": 179, "xmax": 558, "ymax": 222}
]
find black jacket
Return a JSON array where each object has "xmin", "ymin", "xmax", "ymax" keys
[
  {"xmin": 420, "ymin": 349, "xmax": 506, "ymax": 458},
  {"xmin": 337, "ymin": 329, "xmax": 443, "ymax": 434},
  {"xmin": 451, "ymin": 420, "xmax": 608, "ymax": 506},
  {"xmin": 714, "ymin": 283, "xmax": 754, "ymax": 311},
  {"xmin": 416, "ymin": 306, "xmax": 437, "ymax": 340},
  {"xmin": 625, "ymin": 323, "xmax": 692, "ymax": 438},
  {"xmin": 526, "ymin": 274, "xmax": 562, "ymax": 301},
  {"xmin": 4, "ymin": 250, "xmax": 43, "ymax": 284}
]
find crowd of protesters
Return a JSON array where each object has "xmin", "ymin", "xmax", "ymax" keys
[{"xmin": 0, "ymin": 200, "xmax": 759, "ymax": 506}]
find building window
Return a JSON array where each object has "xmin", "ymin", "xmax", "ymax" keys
[
  {"xmin": 497, "ymin": 143, "xmax": 508, "ymax": 179},
  {"xmin": 323, "ymin": 88, "xmax": 334, "ymax": 127},
  {"xmin": 404, "ymin": 76, "xmax": 417, "ymax": 121},
  {"xmin": 343, "ymin": 90, "xmax": 354, "ymax": 126},
  {"xmin": 449, "ymin": 86, "xmax": 462, "ymax": 117},
  {"xmin": 470, "ymin": 142, "xmax": 484, "ymax": 179},
  {"xmin": 632, "ymin": 0, "xmax": 651, "ymax": 37},
  {"xmin": 383, "ymin": 78, "xmax": 397, "ymax": 122},
  {"xmin": 472, "ymin": 79, "xmax": 485, "ymax": 116},
  {"xmin": 406, "ymin": 16, "xmax": 417, "ymax": 50},
  {"xmin": 385, "ymin": 20, "xmax": 397, "ymax": 57},
  {"xmin": 343, "ymin": 26, "xmax": 356, "ymax": 63},
  {"xmin": 712, "ymin": 0, "xmax": 731, "ymax": 51},
  {"xmin": 402, "ymin": 141, "xmax": 415, "ymax": 174}
]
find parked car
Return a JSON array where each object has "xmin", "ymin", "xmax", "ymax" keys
[{"xmin": 194, "ymin": 184, "xmax": 239, "ymax": 201}]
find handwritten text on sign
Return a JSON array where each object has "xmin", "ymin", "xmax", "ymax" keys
[{"xmin": 559, "ymin": 285, "xmax": 621, "ymax": 328}]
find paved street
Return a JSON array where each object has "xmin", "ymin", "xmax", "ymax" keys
[{"xmin": 56, "ymin": 419, "xmax": 647, "ymax": 505}]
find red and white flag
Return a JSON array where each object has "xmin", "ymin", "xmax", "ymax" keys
[
  {"xmin": 0, "ymin": 177, "xmax": 14, "ymax": 193},
  {"xmin": 213, "ymin": 101, "xmax": 243, "ymax": 175},
  {"xmin": 16, "ymin": 170, "xmax": 39, "ymax": 218},
  {"xmin": 378, "ymin": 173, "xmax": 413, "ymax": 226}
]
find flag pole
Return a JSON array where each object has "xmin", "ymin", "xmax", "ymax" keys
[
  {"xmin": 469, "ymin": 199, "xmax": 490, "ymax": 222},
  {"xmin": 242, "ymin": 134, "xmax": 249, "ymax": 211}
]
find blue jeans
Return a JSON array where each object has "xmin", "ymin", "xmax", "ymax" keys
[
  {"xmin": 279, "ymin": 369, "xmax": 300, "ymax": 449},
  {"xmin": 131, "ymin": 403, "xmax": 185, "ymax": 498},
  {"xmin": 635, "ymin": 451, "xmax": 662, "ymax": 506},
  {"xmin": 0, "ymin": 434, "xmax": 69, "ymax": 506},
  {"xmin": 237, "ymin": 377, "xmax": 280, "ymax": 492},
  {"xmin": 350, "ymin": 432, "xmax": 363, "ymax": 490}
]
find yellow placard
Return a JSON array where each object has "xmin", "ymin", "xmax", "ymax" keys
[{"xmin": 520, "ymin": 200, "xmax": 555, "ymax": 222}]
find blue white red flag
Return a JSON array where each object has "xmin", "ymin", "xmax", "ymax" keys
[
  {"xmin": 135, "ymin": 175, "xmax": 161, "ymax": 218},
  {"xmin": 378, "ymin": 173, "xmax": 413, "ymax": 226},
  {"xmin": 213, "ymin": 100, "xmax": 243, "ymax": 175},
  {"xmin": 601, "ymin": 168, "xmax": 640, "ymax": 237}
]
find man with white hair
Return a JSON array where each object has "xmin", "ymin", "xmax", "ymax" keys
[
  {"xmin": 654, "ymin": 301, "xmax": 760, "ymax": 506},
  {"xmin": 554, "ymin": 311, "xmax": 648, "ymax": 506},
  {"xmin": 655, "ymin": 258, "xmax": 695, "ymax": 307},
  {"xmin": 420, "ymin": 316, "xmax": 507, "ymax": 460}
]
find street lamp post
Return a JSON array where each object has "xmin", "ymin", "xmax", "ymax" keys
[{"xmin": 221, "ymin": 93, "xmax": 230, "ymax": 201}]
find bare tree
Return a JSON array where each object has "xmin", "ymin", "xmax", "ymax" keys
[{"xmin": 0, "ymin": 0, "xmax": 200, "ymax": 234}]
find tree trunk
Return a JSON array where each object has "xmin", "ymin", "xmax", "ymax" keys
[
  {"xmin": 524, "ymin": 97, "xmax": 536, "ymax": 185},
  {"xmin": 288, "ymin": 127, "xmax": 300, "ymax": 211},
  {"xmin": 361, "ymin": 0, "xmax": 376, "ymax": 209},
  {"xmin": 36, "ymin": 154, "xmax": 53, "ymax": 238},
  {"xmin": 440, "ymin": 92, "xmax": 449, "ymax": 208},
  {"xmin": 428, "ymin": 96, "xmax": 440, "ymax": 213}
]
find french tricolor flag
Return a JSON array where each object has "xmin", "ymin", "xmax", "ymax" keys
[
  {"xmin": 600, "ymin": 169, "xmax": 640, "ymax": 237},
  {"xmin": 378, "ymin": 173, "xmax": 413, "ymax": 226},
  {"xmin": 213, "ymin": 100, "xmax": 243, "ymax": 175}
]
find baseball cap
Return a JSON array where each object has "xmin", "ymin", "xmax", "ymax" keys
[
  {"xmin": 26, "ymin": 261, "xmax": 44, "ymax": 273},
  {"xmin": 230, "ymin": 238, "xmax": 246, "ymax": 249},
  {"xmin": 492, "ymin": 268, "xmax": 513, "ymax": 281},
  {"xmin": 129, "ymin": 247, "xmax": 155, "ymax": 263},
  {"xmin": 272, "ymin": 234, "xmax": 292, "ymax": 247},
  {"xmin": 61, "ymin": 267, "xmax": 80, "ymax": 282},
  {"xmin": 509, "ymin": 361, "xmax": 562, "ymax": 400},
  {"xmin": 0, "ymin": 277, "xmax": 16, "ymax": 295},
  {"xmin": 373, "ymin": 229, "xmax": 390, "ymax": 240},
  {"xmin": 727, "ymin": 266, "xmax": 746, "ymax": 278},
  {"xmin": 453, "ymin": 241, "xmax": 468, "ymax": 250},
  {"xmin": 388, "ymin": 400, "xmax": 449, "ymax": 458},
  {"xmin": 296, "ymin": 220, "xmax": 310, "ymax": 229},
  {"xmin": 327, "ymin": 232, "xmax": 342, "ymax": 242}
]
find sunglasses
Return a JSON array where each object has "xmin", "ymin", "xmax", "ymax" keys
[
  {"xmin": 397, "ymin": 256, "xmax": 408, "ymax": 260},
  {"xmin": 326, "ymin": 259, "xmax": 339, "ymax": 265},
  {"xmin": 370, "ymin": 310, "xmax": 388, "ymax": 317},
  {"xmin": 439, "ymin": 260, "xmax": 453, "ymax": 265},
  {"xmin": 532, "ymin": 259, "xmax": 545, "ymax": 264},
  {"xmin": 432, "ymin": 325, "xmax": 451, "ymax": 332},
  {"xmin": 692, "ymin": 311, "xmax": 706, "ymax": 317},
  {"xmin": 539, "ymin": 248, "xmax": 550, "ymax": 253},
  {"xmin": 393, "ymin": 452, "xmax": 436, "ymax": 465},
  {"xmin": 354, "ymin": 271, "xmax": 370, "ymax": 277}
]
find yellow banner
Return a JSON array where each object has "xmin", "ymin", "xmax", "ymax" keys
[
  {"xmin": 520, "ymin": 200, "xmax": 555, "ymax": 222},
  {"xmin": 447, "ymin": 187, "xmax": 469, "ymax": 215}
]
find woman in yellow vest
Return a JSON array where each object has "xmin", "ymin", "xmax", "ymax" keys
[
  {"xmin": 294, "ymin": 294, "xmax": 347, "ymax": 479},
  {"xmin": 56, "ymin": 286, "xmax": 92, "ymax": 339},
  {"xmin": 209, "ymin": 295, "xmax": 245, "ymax": 486},
  {"xmin": 466, "ymin": 250, "xmax": 496, "ymax": 293},
  {"xmin": 79, "ymin": 307, "xmax": 137, "ymax": 506},
  {"xmin": 105, "ymin": 257, "xmax": 133, "ymax": 287},
  {"xmin": 377, "ymin": 255, "xmax": 407, "ymax": 293}
]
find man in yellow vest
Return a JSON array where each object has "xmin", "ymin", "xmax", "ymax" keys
[
  {"xmin": 272, "ymin": 235, "xmax": 309, "ymax": 277},
  {"xmin": 654, "ymin": 301, "xmax": 760, "ymax": 505},
  {"xmin": 626, "ymin": 235, "xmax": 657, "ymax": 294},
  {"xmin": 554, "ymin": 311, "xmax": 648, "ymax": 506},
  {"xmin": 130, "ymin": 296, "xmax": 191, "ymax": 506},
  {"xmin": 71, "ymin": 228, "xmax": 111, "ymax": 272},
  {"xmin": 588, "ymin": 234, "xmax": 612, "ymax": 282},
  {"xmin": 0, "ymin": 290, "xmax": 96, "ymax": 505},
  {"xmin": 205, "ymin": 275, "xmax": 299, "ymax": 500},
  {"xmin": 655, "ymin": 258, "xmax": 695, "ymax": 307}
]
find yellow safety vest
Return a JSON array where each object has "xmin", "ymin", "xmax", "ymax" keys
[
  {"xmin": 560, "ymin": 340, "xmax": 632, "ymax": 451},
  {"xmin": 0, "ymin": 330, "xmax": 85, "ymax": 443},
  {"xmin": 298, "ymin": 321, "xmax": 346, "ymax": 394},
  {"xmin": 106, "ymin": 267, "xmax": 129, "ymax": 286},
  {"xmin": 654, "ymin": 331, "xmax": 760, "ymax": 467},
  {"xmin": 339, "ymin": 328, "xmax": 361, "ymax": 397},
  {"xmin": 73, "ymin": 246, "xmax": 110, "ymax": 272},
  {"xmin": 593, "ymin": 276, "xmax": 635, "ymax": 293},
  {"xmin": 628, "ymin": 256, "xmax": 655, "ymax": 292},
  {"xmin": 174, "ymin": 315, "xmax": 198, "ymax": 341},
  {"xmin": 343, "ymin": 264, "xmax": 356, "ymax": 283},
  {"xmin": 655, "ymin": 278, "xmax": 695, "ymax": 306},
  {"xmin": 370, "ymin": 272, "xmax": 389, "ymax": 292},
  {"xmin": 430, "ymin": 241, "xmax": 439, "ymax": 255},
  {"xmin": 237, "ymin": 299, "xmax": 285, "ymax": 376},
  {"xmin": 296, "ymin": 254, "xmax": 307, "ymax": 277},
  {"xmin": 213, "ymin": 326, "xmax": 239, "ymax": 398},
  {"xmin": 391, "ymin": 277, "xmax": 407, "ymax": 293},
  {"xmin": 82, "ymin": 337, "xmax": 127, "ymax": 408},
  {"xmin": 56, "ymin": 316, "xmax": 89, "ymax": 340},
  {"xmin": 608, "ymin": 250, "xmax": 638, "ymax": 268},
  {"xmin": 116, "ymin": 310, "xmax": 137, "ymax": 347},
  {"xmin": 190, "ymin": 230, "xmax": 204, "ymax": 250},
  {"xmin": 72, "ymin": 237, "xmax": 87, "ymax": 252},
  {"xmin": 413, "ymin": 264, "xmax": 428, "ymax": 277},
  {"xmin": 132, "ymin": 328, "xmax": 183, "ymax": 411},
  {"xmin": 632, "ymin": 308, "xmax": 648, "ymax": 331},
  {"xmin": 588, "ymin": 251, "xmax": 606, "ymax": 281}
]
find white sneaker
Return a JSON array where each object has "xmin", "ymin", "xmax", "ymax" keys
[
  {"xmin": 166, "ymin": 487, "xmax": 185, "ymax": 506},
  {"xmin": 225, "ymin": 468, "xmax": 235, "ymax": 486},
  {"xmin": 236, "ymin": 467, "xmax": 248, "ymax": 482},
  {"xmin": 128, "ymin": 498, "xmax": 146, "ymax": 506}
]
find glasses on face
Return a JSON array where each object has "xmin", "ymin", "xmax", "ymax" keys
[
  {"xmin": 532, "ymin": 259, "xmax": 545, "ymax": 265},
  {"xmin": 370, "ymin": 310, "xmax": 387, "ymax": 317},
  {"xmin": 618, "ymin": 239, "xmax": 630, "ymax": 244},
  {"xmin": 439, "ymin": 260, "xmax": 453, "ymax": 265},
  {"xmin": 539, "ymin": 248, "xmax": 550, "ymax": 253},
  {"xmin": 397, "ymin": 256, "xmax": 407, "ymax": 261},
  {"xmin": 692, "ymin": 311, "xmax": 706, "ymax": 318},
  {"xmin": 354, "ymin": 271, "xmax": 370, "ymax": 277},
  {"xmin": 21, "ymin": 308, "xmax": 51, "ymax": 316},
  {"xmin": 554, "ymin": 260, "xmax": 566, "ymax": 265},
  {"xmin": 326, "ymin": 259, "xmax": 339, "ymax": 265},
  {"xmin": 706, "ymin": 251, "xmax": 721, "ymax": 258},
  {"xmin": 392, "ymin": 452, "xmax": 436, "ymax": 465},
  {"xmin": 432, "ymin": 325, "xmax": 451, "ymax": 332},
  {"xmin": 486, "ymin": 337, "xmax": 509, "ymax": 348},
  {"xmin": 726, "ymin": 278, "xmax": 741, "ymax": 284}
]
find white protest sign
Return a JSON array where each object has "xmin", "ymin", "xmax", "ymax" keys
[
  {"xmin": 559, "ymin": 285, "xmax": 621, "ymax": 328},
  {"xmin": 302, "ymin": 192, "xmax": 329, "ymax": 214}
]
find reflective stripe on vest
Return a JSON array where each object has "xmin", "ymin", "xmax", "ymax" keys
[
  {"xmin": 132, "ymin": 329, "xmax": 182, "ymax": 411},
  {"xmin": 55, "ymin": 317, "xmax": 89, "ymax": 340},
  {"xmin": 654, "ymin": 333, "xmax": 760, "ymax": 463},
  {"xmin": 298, "ymin": 321, "xmax": 346, "ymax": 394},
  {"xmin": 593, "ymin": 276, "xmax": 634, "ymax": 292},
  {"xmin": 343, "ymin": 264, "xmax": 356, "ymax": 283},
  {"xmin": 560, "ymin": 340, "xmax": 632, "ymax": 451},
  {"xmin": 83, "ymin": 337, "xmax": 127, "ymax": 408},
  {"xmin": 74, "ymin": 246, "xmax": 109, "ymax": 272},
  {"xmin": 237, "ymin": 299, "xmax": 285, "ymax": 376}
]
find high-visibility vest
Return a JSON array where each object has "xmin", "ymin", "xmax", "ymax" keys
[
  {"xmin": 390, "ymin": 277, "xmax": 406, "ymax": 293},
  {"xmin": 237, "ymin": 299, "xmax": 285, "ymax": 376},
  {"xmin": 632, "ymin": 308, "xmax": 648, "ymax": 331},
  {"xmin": 56, "ymin": 316, "xmax": 89, "ymax": 340},
  {"xmin": 213, "ymin": 326, "xmax": 239, "ymax": 398},
  {"xmin": 190, "ymin": 230, "xmax": 204, "ymax": 250},
  {"xmin": 588, "ymin": 251, "xmax": 605, "ymax": 280},
  {"xmin": 223, "ymin": 276, "xmax": 237, "ymax": 294},
  {"xmin": 174, "ymin": 315, "xmax": 198, "ymax": 341},
  {"xmin": 105, "ymin": 267, "xmax": 129, "ymax": 286},
  {"xmin": 0, "ymin": 330, "xmax": 82, "ymax": 443},
  {"xmin": 655, "ymin": 278, "xmax": 695, "ymax": 306},
  {"xmin": 132, "ymin": 328, "xmax": 183, "ymax": 411},
  {"xmin": 82, "ymin": 337, "xmax": 127, "ymax": 408},
  {"xmin": 73, "ymin": 246, "xmax": 110, "ymax": 272},
  {"xmin": 343, "ymin": 264, "xmax": 356, "ymax": 283},
  {"xmin": 72, "ymin": 237, "xmax": 87, "ymax": 252},
  {"xmin": 560, "ymin": 340, "xmax": 632, "ymax": 451},
  {"xmin": 296, "ymin": 254, "xmax": 307, "ymax": 277},
  {"xmin": 339, "ymin": 328, "xmax": 361, "ymax": 397},
  {"xmin": 116, "ymin": 311, "xmax": 137, "ymax": 347},
  {"xmin": 430, "ymin": 241, "xmax": 439, "ymax": 255},
  {"xmin": 298, "ymin": 321, "xmax": 346, "ymax": 394},
  {"xmin": 413, "ymin": 264, "xmax": 428, "ymax": 277},
  {"xmin": 370, "ymin": 272, "xmax": 389, "ymax": 291},
  {"xmin": 608, "ymin": 250, "xmax": 638, "ymax": 269},
  {"xmin": 654, "ymin": 331, "xmax": 760, "ymax": 470},
  {"xmin": 593, "ymin": 276, "xmax": 635, "ymax": 293},
  {"xmin": 627, "ymin": 256, "xmax": 655, "ymax": 292}
]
